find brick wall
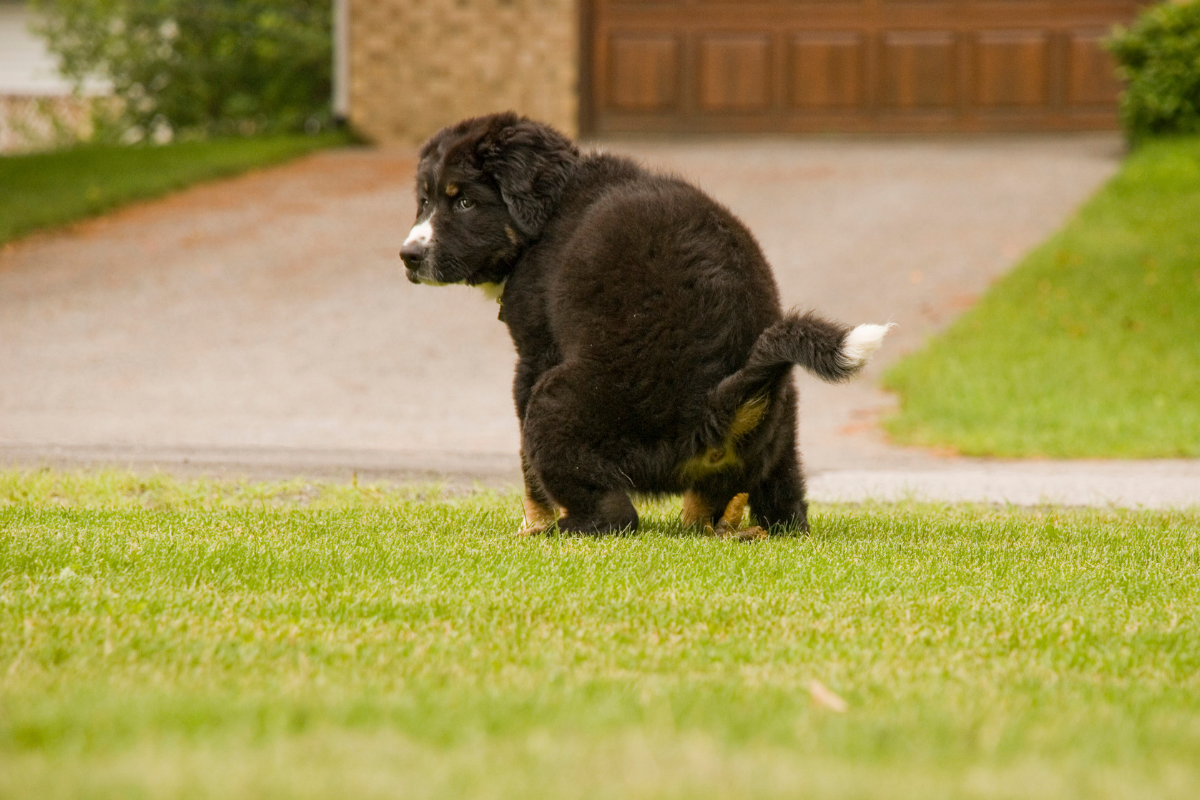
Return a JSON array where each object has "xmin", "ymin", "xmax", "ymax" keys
[
  {"xmin": 349, "ymin": 0, "xmax": 578, "ymax": 146},
  {"xmin": 0, "ymin": 95, "xmax": 101, "ymax": 153}
]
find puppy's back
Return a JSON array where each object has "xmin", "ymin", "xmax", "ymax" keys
[{"xmin": 544, "ymin": 160, "xmax": 784, "ymax": 435}]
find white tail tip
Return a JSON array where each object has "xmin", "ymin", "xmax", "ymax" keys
[{"xmin": 838, "ymin": 323, "xmax": 896, "ymax": 372}]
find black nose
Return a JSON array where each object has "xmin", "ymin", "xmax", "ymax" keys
[{"xmin": 400, "ymin": 242, "xmax": 426, "ymax": 268}]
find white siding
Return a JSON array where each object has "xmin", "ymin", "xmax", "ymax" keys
[{"xmin": 0, "ymin": 1, "xmax": 105, "ymax": 96}]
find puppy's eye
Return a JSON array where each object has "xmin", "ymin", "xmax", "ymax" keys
[
  {"xmin": 454, "ymin": 196, "xmax": 475, "ymax": 211},
  {"xmin": 417, "ymin": 197, "xmax": 427, "ymax": 211}
]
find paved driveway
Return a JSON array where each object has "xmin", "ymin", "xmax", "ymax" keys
[{"xmin": 9, "ymin": 133, "xmax": 1194, "ymax": 506}]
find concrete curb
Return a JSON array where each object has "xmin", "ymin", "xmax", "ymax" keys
[
  {"xmin": 0, "ymin": 444, "xmax": 522, "ymax": 487},
  {"xmin": 808, "ymin": 464, "xmax": 1200, "ymax": 509},
  {"xmin": 4, "ymin": 444, "xmax": 1198, "ymax": 509}
]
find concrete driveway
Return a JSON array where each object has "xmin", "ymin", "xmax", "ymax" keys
[{"xmin": 4, "ymin": 133, "xmax": 1197, "ymax": 506}]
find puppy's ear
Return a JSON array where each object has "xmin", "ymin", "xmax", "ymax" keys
[{"xmin": 477, "ymin": 117, "xmax": 579, "ymax": 238}]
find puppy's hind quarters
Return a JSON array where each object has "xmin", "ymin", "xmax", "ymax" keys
[
  {"xmin": 701, "ymin": 314, "xmax": 892, "ymax": 440},
  {"xmin": 836, "ymin": 323, "xmax": 897, "ymax": 374}
]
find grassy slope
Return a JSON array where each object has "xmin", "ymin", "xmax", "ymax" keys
[
  {"xmin": 885, "ymin": 136, "xmax": 1200, "ymax": 457},
  {"xmin": 0, "ymin": 132, "xmax": 351, "ymax": 247},
  {"xmin": 1, "ymin": 471, "xmax": 1198, "ymax": 799}
]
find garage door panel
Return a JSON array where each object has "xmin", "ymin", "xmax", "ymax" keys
[
  {"xmin": 790, "ymin": 32, "xmax": 865, "ymax": 109},
  {"xmin": 976, "ymin": 30, "xmax": 1049, "ymax": 108},
  {"xmin": 699, "ymin": 34, "xmax": 773, "ymax": 111},
  {"xmin": 590, "ymin": 1, "xmax": 1139, "ymax": 132},
  {"xmin": 608, "ymin": 34, "xmax": 681, "ymax": 111},
  {"xmin": 882, "ymin": 31, "xmax": 956, "ymax": 110},
  {"xmin": 1067, "ymin": 29, "xmax": 1123, "ymax": 107}
]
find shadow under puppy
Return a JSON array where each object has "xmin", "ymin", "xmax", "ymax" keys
[{"xmin": 400, "ymin": 112, "xmax": 892, "ymax": 537}]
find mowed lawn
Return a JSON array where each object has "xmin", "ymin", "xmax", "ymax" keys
[
  {"xmin": 1, "ymin": 471, "xmax": 1197, "ymax": 798},
  {"xmin": 0, "ymin": 132, "xmax": 352, "ymax": 247},
  {"xmin": 885, "ymin": 135, "xmax": 1200, "ymax": 457}
]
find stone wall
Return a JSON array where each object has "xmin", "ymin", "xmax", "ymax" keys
[{"xmin": 348, "ymin": 0, "xmax": 578, "ymax": 146}]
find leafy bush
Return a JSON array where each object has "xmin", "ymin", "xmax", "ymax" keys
[
  {"xmin": 1110, "ymin": 1, "xmax": 1200, "ymax": 140},
  {"xmin": 32, "ymin": 0, "xmax": 332, "ymax": 141}
]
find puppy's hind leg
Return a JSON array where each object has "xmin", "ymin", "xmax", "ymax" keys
[
  {"xmin": 749, "ymin": 444, "xmax": 810, "ymax": 535},
  {"xmin": 531, "ymin": 432, "xmax": 638, "ymax": 534},
  {"xmin": 522, "ymin": 368, "xmax": 638, "ymax": 536},
  {"xmin": 555, "ymin": 488, "xmax": 638, "ymax": 536},
  {"xmin": 681, "ymin": 490, "xmax": 717, "ymax": 529}
]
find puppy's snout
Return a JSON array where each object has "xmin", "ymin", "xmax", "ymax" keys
[
  {"xmin": 402, "ymin": 217, "xmax": 434, "ymax": 270},
  {"xmin": 400, "ymin": 241, "xmax": 427, "ymax": 268}
]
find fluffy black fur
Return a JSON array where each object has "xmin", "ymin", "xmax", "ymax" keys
[{"xmin": 401, "ymin": 113, "xmax": 880, "ymax": 535}]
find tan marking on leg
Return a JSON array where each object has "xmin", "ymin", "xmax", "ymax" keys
[
  {"xmin": 518, "ymin": 495, "xmax": 559, "ymax": 536},
  {"xmin": 729, "ymin": 396, "xmax": 768, "ymax": 438},
  {"xmin": 681, "ymin": 490, "xmax": 716, "ymax": 528}
]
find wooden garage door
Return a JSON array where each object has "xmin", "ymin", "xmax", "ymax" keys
[{"xmin": 586, "ymin": 0, "xmax": 1141, "ymax": 133}]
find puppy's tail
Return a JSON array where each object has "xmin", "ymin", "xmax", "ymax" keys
[{"xmin": 700, "ymin": 312, "xmax": 894, "ymax": 447}]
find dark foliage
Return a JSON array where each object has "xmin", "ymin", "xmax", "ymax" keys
[
  {"xmin": 1110, "ymin": 1, "xmax": 1200, "ymax": 140},
  {"xmin": 33, "ymin": 0, "xmax": 332, "ymax": 140}
]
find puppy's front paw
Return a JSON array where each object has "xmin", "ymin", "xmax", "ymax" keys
[
  {"xmin": 517, "ymin": 520, "xmax": 556, "ymax": 536},
  {"xmin": 518, "ymin": 495, "xmax": 559, "ymax": 536}
]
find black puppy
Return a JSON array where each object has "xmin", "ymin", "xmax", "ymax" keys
[{"xmin": 400, "ymin": 113, "xmax": 892, "ymax": 536}]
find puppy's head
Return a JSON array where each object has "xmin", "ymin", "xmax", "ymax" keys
[{"xmin": 400, "ymin": 112, "xmax": 579, "ymax": 287}]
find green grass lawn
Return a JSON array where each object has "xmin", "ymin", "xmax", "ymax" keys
[
  {"xmin": 885, "ymin": 135, "xmax": 1200, "ymax": 457},
  {"xmin": 1, "ymin": 470, "xmax": 1198, "ymax": 799},
  {"xmin": 0, "ymin": 132, "xmax": 352, "ymax": 247}
]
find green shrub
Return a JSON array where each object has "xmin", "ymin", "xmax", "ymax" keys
[
  {"xmin": 1110, "ymin": 1, "xmax": 1200, "ymax": 140},
  {"xmin": 32, "ymin": 0, "xmax": 332, "ymax": 141}
]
